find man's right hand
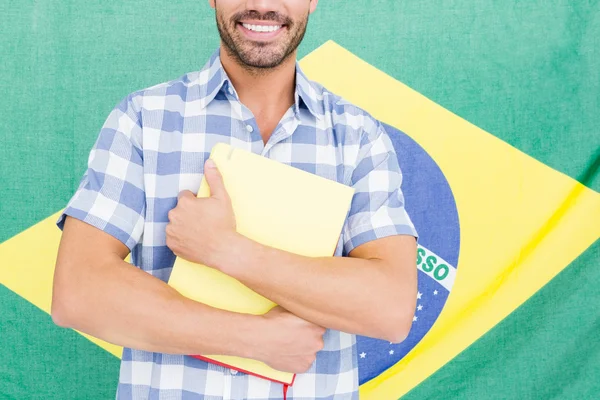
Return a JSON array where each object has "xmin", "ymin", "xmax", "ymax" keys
[{"xmin": 253, "ymin": 306, "xmax": 326, "ymax": 374}]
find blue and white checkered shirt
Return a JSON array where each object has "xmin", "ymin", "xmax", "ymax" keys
[{"xmin": 57, "ymin": 48, "xmax": 417, "ymax": 400}]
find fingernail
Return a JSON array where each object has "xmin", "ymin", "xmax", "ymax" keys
[{"xmin": 206, "ymin": 159, "xmax": 216, "ymax": 169}]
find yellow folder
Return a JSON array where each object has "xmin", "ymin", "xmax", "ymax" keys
[{"xmin": 167, "ymin": 142, "xmax": 355, "ymax": 384}]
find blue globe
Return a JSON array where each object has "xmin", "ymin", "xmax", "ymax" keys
[{"xmin": 357, "ymin": 123, "xmax": 461, "ymax": 384}]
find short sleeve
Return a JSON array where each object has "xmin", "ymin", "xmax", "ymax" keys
[
  {"xmin": 56, "ymin": 95, "xmax": 146, "ymax": 251},
  {"xmin": 342, "ymin": 123, "xmax": 418, "ymax": 256}
]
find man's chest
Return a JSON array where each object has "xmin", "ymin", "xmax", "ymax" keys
[
  {"xmin": 135, "ymin": 130, "xmax": 350, "ymax": 279},
  {"xmin": 139, "ymin": 113, "xmax": 353, "ymax": 203}
]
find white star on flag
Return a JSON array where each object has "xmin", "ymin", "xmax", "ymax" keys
[
  {"xmin": 417, "ymin": 291, "xmax": 422, "ymax": 299},
  {"xmin": 413, "ymin": 316, "xmax": 418, "ymax": 322},
  {"xmin": 360, "ymin": 352, "xmax": 366, "ymax": 358},
  {"xmin": 417, "ymin": 304, "xmax": 423, "ymax": 311},
  {"xmin": 434, "ymin": 290, "xmax": 438, "ymax": 295},
  {"xmin": 389, "ymin": 350, "xmax": 394, "ymax": 355}
]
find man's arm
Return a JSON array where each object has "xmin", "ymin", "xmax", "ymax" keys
[
  {"xmin": 219, "ymin": 233, "xmax": 418, "ymax": 343},
  {"xmin": 52, "ymin": 216, "xmax": 325, "ymax": 373},
  {"xmin": 51, "ymin": 216, "xmax": 254, "ymax": 356}
]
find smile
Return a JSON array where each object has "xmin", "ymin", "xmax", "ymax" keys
[
  {"xmin": 241, "ymin": 23, "xmax": 283, "ymax": 33},
  {"xmin": 237, "ymin": 21, "xmax": 286, "ymax": 40}
]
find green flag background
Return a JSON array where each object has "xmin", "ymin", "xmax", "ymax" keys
[{"xmin": 1, "ymin": 1, "xmax": 599, "ymax": 399}]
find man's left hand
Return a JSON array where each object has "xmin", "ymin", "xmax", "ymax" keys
[{"xmin": 166, "ymin": 159, "xmax": 237, "ymax": 268}]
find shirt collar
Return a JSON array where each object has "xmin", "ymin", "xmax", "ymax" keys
[
  {"xmin": 195, "ymin": 49, "xmax": 229, "ymax": 110},
  {"xmin": 294, "ymin": 62, "xmax": 322, "ymax": 119},
  {"xmin": 195, "ymin": 48, "xmax": 322, "ymax": 120}
]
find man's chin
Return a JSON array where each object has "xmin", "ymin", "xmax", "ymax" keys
[
  {"xmin": 236, "ymin": 49, "xmax": 288, "ymax": 69},
  {"xmin": 240, "ymin": 58, "xmax": 285, "ymax": 69}
]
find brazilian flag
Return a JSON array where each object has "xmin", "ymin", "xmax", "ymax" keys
[{"xmin": 1, "ymin": 1, "xmax": 599, "ymax": 399}]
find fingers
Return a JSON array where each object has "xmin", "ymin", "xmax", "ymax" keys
[
  {"xmin": 177, "ymin": 190, "xmax": 195, "ymax": 201},
  {"xmin": 204, "ymin": 159, "xmax": 229, "ymax": 200},
  {"xmin": 168, "ymin": 191, "xmax": 195, "ymax": 224}
]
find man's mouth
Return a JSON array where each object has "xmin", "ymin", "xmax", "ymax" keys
[
  {"xmin": 240, "ymin": 23, "xmax": 283, "ymax": 33},
  {"xmin": 236, "ymin": 21, "xmax": 286, "ymax": 39}
]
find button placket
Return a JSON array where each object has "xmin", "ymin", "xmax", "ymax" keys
[{"xmin": 262, "ymin": 109, "xmax": 299, "ymax": 156}]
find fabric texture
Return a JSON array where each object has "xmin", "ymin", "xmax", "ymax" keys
[{"xmin": 55, "ymin": 48, "xmax": 417, "ymax": 400}]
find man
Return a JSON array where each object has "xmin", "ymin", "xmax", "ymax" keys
[{"xmin": 51, "ymin": 0, "xmax": 418, "ymax": 399}]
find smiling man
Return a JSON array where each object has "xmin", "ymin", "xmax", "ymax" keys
[{"xmin": 51, "ymin": 1, "xmax": 418, "ymax": 399}]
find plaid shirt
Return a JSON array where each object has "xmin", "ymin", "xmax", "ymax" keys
[{"xmin": 57, "ymin": 49, "xmax": 417, "ymax": 400}]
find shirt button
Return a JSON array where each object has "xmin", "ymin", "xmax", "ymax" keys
[
  {"xmin": 230, "ymin": 369, "xmax": 238, "ymax": 375},
  {"xmin": 246, "ymin": 125, "xmax": 253, "ymax": 133}
]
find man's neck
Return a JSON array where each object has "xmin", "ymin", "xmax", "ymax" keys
[{"xmin": 219, "ymin": 45, "xmax": 296, "ymax": 117}]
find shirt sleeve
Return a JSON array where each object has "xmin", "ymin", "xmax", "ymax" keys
[
  {"xmin": 56, "ymin": 95, "xmax": 146, "ymax": 251},
  {"xmin": 342, "ymin": 123, "xmax": 418, "ymax": 256}
]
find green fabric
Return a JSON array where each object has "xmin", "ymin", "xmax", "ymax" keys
[
  {"xmin": 1, "ymin": 1, "xmax": 598, "ymax": 399},
  {"xmin": 0, "ymin": 284, "xmax": 120, "ymax": 399},
  {"xmin": 403, "ymin": 239, "xmax": 600, "ymax": 400}
]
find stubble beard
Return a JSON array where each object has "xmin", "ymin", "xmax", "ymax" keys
[{"xmin": 215, "ymin": 8, "xmax": 309, "ymax": 73}]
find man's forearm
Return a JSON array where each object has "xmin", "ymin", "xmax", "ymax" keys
[
  {"xmin": 216, "ymin": 234, "xmax": 416, "ymax": 342},
  {"xmin": 52, "ymin": 256, "xmax": 259, "ymax": 358}
]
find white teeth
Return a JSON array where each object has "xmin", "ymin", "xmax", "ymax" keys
[{"xmin": 242, "ymin": 23, "xmax": 282, "ymax": 33}]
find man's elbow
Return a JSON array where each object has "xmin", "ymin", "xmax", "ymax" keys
[
  {"xmin": 376, "ymin": 308, "xmax": 413, "ymax": 344},
  {"xmin": 368, "ymin": 289, "xmax": 415, "ymax": 342},
  {"xmin": 51, "ymin": 297, "xmax": 71, "ymax": 328},
  {"xmin": 51, "ymin": 284, "xmax": 79, "ymax": 328}
]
